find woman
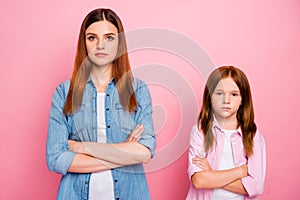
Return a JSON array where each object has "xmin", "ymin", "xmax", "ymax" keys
[{"xmin": 46, "ymin": 8, "xmax": 156, "ymax": 200}]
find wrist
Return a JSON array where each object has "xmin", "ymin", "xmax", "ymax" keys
[
  {"xmin": 80, "ymin": 142, "xmax": 89, "ymax": 154},
  {"xmin": 239, "ymin": 164, "xmax": 248, "ymax": 178}
]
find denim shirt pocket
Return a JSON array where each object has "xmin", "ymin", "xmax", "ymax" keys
[
  {"xmin": 113, "ymin": 103, "xmax": 136, "ymax": 135},
  {"xmin": 67, "ymin": 104, "xmax": 92, "ymax": 142}
]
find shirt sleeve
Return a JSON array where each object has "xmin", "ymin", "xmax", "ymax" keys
[
  {"xmin": 241, "ymin": 130, "xmax": 266, "ymax": 198},
  {"xmin": 46, "ymin": 81, "xmax": 76, "ymax": 175},
  {"xmin": 134, "ymin": 80, "xmax": 156, "ymax": 158},
  {"xmin": 187, "ymin": 125, "xmax": 205, "ymax": 181}
]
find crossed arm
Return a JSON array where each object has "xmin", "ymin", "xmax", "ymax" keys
[
  {"xmin": 68, "ymin": 124, "xmax": 151, "ymax": 173},
  {"xmin": 191, "ymin": 155, "xmax": 248, "ymax": 195}
]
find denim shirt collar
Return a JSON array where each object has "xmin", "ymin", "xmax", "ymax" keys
[{"xmin": 86, "ymin": 76, "xmax": 115, "ymax": 86}]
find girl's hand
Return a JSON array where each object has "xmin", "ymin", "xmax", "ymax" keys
[
  {"xmin": 126, "ymin": 124, "xmax": 144, "ymax": 142},
  {"xmin": 239, "ymin": 164, "xmax": 248, "ymax": 178},
  {"xmin": 192, "ymin": 155, "xmax": 212, "ymax": 171},
  {"xmin": 68, "ymin": 140, "xmax": 85, "ymax": 154}
]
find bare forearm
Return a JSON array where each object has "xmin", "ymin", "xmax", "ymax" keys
[
  {"xmin": 68, "ymin": 153, "xmax": 123, "ymax": 173},
  {"xmin": 192, "ymin": 165, "xmax": 247, "ymax": 189},
  {"xmin": 223, "ymin": 179, "xmax": 248, "ymax": 195},
  {"xmin": 79, "ymin": 142, "xmax": 151, "ymax": 165}
]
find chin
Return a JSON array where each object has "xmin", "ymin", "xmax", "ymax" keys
[
  {"xmin": 217, "ymin": 113, "xmax": 233, "ymax": 120},
  {"xmin": 88, "ymin": 56, "xmax": 113, "ymax": 67},
  {"xmin": 92, "ymin": 60, "xmax": 112, "ymax": 67}
]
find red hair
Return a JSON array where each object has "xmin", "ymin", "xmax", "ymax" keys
[
  {"xmin": 198, "ymin": 66, "xmax": 257, "ymax": 156},
  {"xmin": 63, "ymin": 8, "xmax": 137, "ymax": 114}
]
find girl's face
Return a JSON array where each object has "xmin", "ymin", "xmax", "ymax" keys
[
  {"xmin": 85, "ymin": 20, "xmax": 119, "ymax": 67},
  {"xmin": 211, "ymin": 77, "xmax": 242, "ymax": 123}
]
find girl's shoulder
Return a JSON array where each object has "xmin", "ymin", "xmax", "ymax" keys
[
  {"xmin": 190, "ymin": 124, "xmax": 205, "ymax": 142},
  {"xmin": 254, "ymin": 129, "xmax": 266, "ymax": 144},
  {"xmin": 191, "ymin": 124, "xmax": 201, "ymax": 134}
]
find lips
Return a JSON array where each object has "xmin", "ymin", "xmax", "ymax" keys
[
  {"xmin": 221, "ymin": 107, "xmax": 231, "ymax": 111},
  {"xmin": 94, "ymin": 52, "xmax": 108, "ymax": 57}
]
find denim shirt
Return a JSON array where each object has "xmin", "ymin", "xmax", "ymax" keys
[{"xmin": 46, "ymin": 77, "xmax": 156, "ymax": 200}]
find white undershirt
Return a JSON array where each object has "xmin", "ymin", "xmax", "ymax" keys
[
  {"xmin": 211, "ymin": 129, "xmax": 244, "ymax": 200},
  {"xmin": 89, "ymin": 93, "xmax": 114, "ymax": 200}
]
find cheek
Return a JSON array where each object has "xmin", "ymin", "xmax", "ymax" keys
[
  {"xmin": 86, "ymin": 44, "xmax": 94, "ymax": 55},
  {"xmin": 108, "ymin": 38, "xmax": 119, "ymax": 52},
  {"xmin": 234, "ymin": 99, "xmax": 242, "ymax": 109},
  {"xmin": 85, "ymin": 41, "xmax": 98, "ymax": 54},
  {"xmin": 238, "ymin": 97, "xmax": 242, "ymax": 105},
  {"xmin": 211, "ymin": 99, "xmax": 219, "ymax": 110},
  {"xmin": 108, "ymin": 42, "xmax": 118, "ymax": 53},
  {"xmin": 211, "ymin": 97, "xmax": 220, "ymax": 105}
]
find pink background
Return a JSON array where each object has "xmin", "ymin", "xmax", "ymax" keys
[{"xmin": 1, "ymin": 0, "xmax": 300, "ymax": 199}]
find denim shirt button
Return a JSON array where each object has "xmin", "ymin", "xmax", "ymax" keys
[
  {"xmin": 116, "ymin": 198, "xmax": 120, "ymax": 200},
  {"xmin": 114, "ymin": 179, "xmax": 118, "ymax": 183},
  {"xmin": 106, "ymin": 94, "xmax": 110, "ymax": 96},
  {"xmin": 106, "ymin": 108, "xmax": 109, "ymax": 111},
  {"xmin": 107, "ymin": 125, "xmax": 111, "ymax": 128},
  {"xmin": 85, "ymin": 181, "xmax": 89, "ymax": 184}
]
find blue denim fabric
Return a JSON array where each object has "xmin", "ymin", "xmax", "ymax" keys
[{"xmin": 46, "ymin": 77, "xmax": 156, "ymax": 200}]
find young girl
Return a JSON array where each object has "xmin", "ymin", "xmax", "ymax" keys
[
  {"xmin": 46, "ymin": 8, "xmax": 156, "ymax": 200},
  {"xmin": 186, "ymin": 66, "xmax": 266, "ymax": 200}
]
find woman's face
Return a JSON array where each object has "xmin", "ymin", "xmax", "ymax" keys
[
  {"xmin": 211, "ymin": 77, "xmax": 242, "ymax": 123},
  {"xmin": 85, "ymin": 20, "xmax": 119, "ymax": 67}
]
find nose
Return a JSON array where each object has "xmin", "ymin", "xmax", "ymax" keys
[
  {"xmin": 96, "ymin": 39, "xmax": 105, "ymax": 49},
  {"xmin": 223, "ymin": 94, "xmax": 230, "ymax": 104}
]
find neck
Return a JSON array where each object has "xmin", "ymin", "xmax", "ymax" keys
[
  {"xmin": 91, "ymin": 64, "xmax": 113, "ymax": 92},
  {"xmin": 214, "ymin": 114, "xmax": 239, "ymax": 130}
]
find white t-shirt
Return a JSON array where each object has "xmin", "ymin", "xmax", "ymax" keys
[
  {"xmin": 211, "ymin": 129, "xmax": 244, "ymax": 200},
  {"xmin": 89, "ymin": 93, "xmax": 115, "ymax": 200}
]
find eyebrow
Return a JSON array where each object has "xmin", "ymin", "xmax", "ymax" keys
[
  {"xmin": 85, "ymin": 32, "xmax": 117, "ymax": 36},
  {"xmin": 214, "ymin": 89, "xmax": 240, "ymax": 93}
]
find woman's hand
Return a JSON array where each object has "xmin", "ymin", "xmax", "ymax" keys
[
  {"xmin": 192, "ymin": 155, "xmax": 212, "ymax": 171},
  {"xmin": 68, "ymin": 124, "xmax": 144, "ymax": 154},
  {"xmin": 126, "ymin": 124, "xmax": 144, "ymax": 142},
  {"xmin": 68, "ymin": 140, "xmax": 85, "ymax": 154}
]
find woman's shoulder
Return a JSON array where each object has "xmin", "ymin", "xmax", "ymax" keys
[
  {"xmin": 132, "ymin": 77, "xmax": 151, "ymax": 100},
  {"xmin": 59, "ymin": 80, "xmax": 71, "ymax": 88},
  {"xmin": 132, "ymin": 77, "xmax": 147, "ymax": 89},
  {"xmin": 53, "ymin": 80, "xmax": 71, "ymax": 98}
]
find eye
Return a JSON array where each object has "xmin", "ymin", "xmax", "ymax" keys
[
  {"xmin": 231, "ymin": 93, "xmax": 240, "ymax": 97},
  {"xmin": 106, "ymin": 35, "xmax": 115, "ymax": 41},
  {"xmin": 87, "ymin": 35, "xmax": 96, "ymax": 41},
  {"xmin": 87, "ymin": 36, "xmax": 96, "ymax": 41},
  {"xmin": 215, "ymin": 92, "xmax": 222, "ymax": 96}
]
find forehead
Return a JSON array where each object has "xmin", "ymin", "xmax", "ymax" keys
[
  {"xmin": 85, "ymin": 20, "xmax": 118, "ymax": 34},
  {"xmin": 215, "ymin": 77, "xmax": 239, "ymax": 91}
]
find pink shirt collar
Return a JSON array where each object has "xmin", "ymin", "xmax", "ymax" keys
[{"xmin": 212, "ymin": 115, "xmax": 243, "ymax": 136}]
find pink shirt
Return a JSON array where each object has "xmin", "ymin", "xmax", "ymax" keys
[{"xmin": 186, "ymin": 121, "xmax": 266, "ymax": 200}]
